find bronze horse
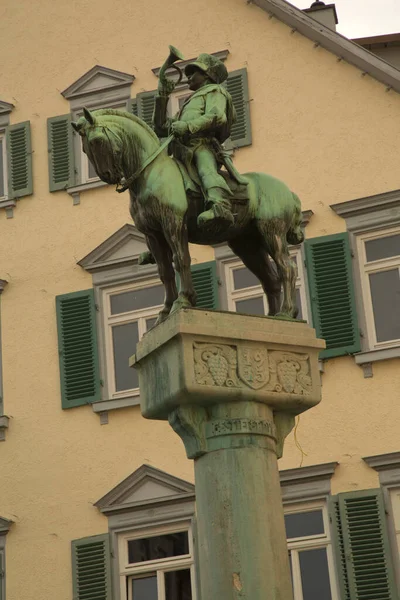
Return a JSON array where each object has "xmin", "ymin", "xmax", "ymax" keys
[{"xmin": 73, "ymin": 108, "xmax": 304, "ymax": 324}]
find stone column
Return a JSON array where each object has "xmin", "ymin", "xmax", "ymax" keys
[{"xmin": 131, "ymin": 309, "xmax": 324, "ymax": 600}]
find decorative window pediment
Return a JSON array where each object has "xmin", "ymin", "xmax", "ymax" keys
[
  {"xmin": 95, "ymin": 465, "xmax": 195, "ymax": 515},
  {"xmin": 49, "ymin": 67, "xmax": 135, "ymax": 197},
  {"xmin": 61, "ymin": 65, "xmax": 135, "ymax": 102},
  {"xmin": 0, "ymin": 100, "xmax": 14, "ymax": 127},
  {"xmin": 78, "ymin": 224, "xmax": 150, "ymax": 274},
  {"xmin": 0, "ymin": 517, "xmax": 13, "ymax": 535}
]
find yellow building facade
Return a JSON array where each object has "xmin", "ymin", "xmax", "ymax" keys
[{"xmin": 0, "ymin": 0, "xmax": 400, "ymax": 599}]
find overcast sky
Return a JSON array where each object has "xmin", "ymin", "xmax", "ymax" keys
[{"xmin": 291, "ymin": 0, "xmax": 400, "ymax": 38}]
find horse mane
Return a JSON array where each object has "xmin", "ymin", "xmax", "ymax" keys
[{"xmin": 93, "ymin": 108, "xmax": 160, "ymax": 144}]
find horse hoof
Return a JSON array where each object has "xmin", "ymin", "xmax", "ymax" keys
[
  {"xmin": 276, "ymin": 311, "xmax": 296, "ymax": 320},
  {"xmin": 170, "ymin": 296, "xmax": 193, "ymax": 314},
  {"xmin": 138, "ymin": 251, "xmax": 156, "ymax": 265}
]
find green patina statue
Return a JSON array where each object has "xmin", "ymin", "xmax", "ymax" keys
[{"xmin": 72, "ymin": 46, "xmax": 304, "ymax": 324}]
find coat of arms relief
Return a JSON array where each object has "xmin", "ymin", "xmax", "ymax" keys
[{"xmin": 193, "ymin": 342, "xmax": 312, "ymax": 395}]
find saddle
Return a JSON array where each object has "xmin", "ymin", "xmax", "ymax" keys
[{"xmin": 175, "ymin": 159, "xmax": 249, "ymax": 205}]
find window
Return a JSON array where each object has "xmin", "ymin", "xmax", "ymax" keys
[
  {"xmin": 74, "ymin": 225, "xmax": 219, "ymax": 416},
  {"xmin": 0, "ymin": 280, "xmax": 9, "ymax": 441},
  {"xmin": 285, "ymin": 502, "xmax": 339, "ymax": 600},
  {"xmin": 143, "ymin": 56, "xmax": 252, "ymax": 149},
  {"xmin": 48, "ymin": 65, "xmax": 135, "ymax": 200},
  {"xmin": 363, "ymin": 452, "xmax": 400, "ymax": 590},
  {"xmin": 118, "ymin": 523, "xmax": 196, "ymax": 600},
  {"xmin": 0, "ymin": 517, "xmax": 12, "ymax": 600},
  {"xmin": 0, "ymin": 132, "xmax": 7, "ymax": 200},
  {"xmin": 103, "ymin": 281, "xmax": 164, "ymax": 400},
  {"xmin": 357, "ymin": 227, "xmax": 400, "ymax": 349},
  {"xmin": 389, "ymin": 487, "xmax": 400, "ymax": 562},
  {"xmin": 225, "ymin": 248, "xmax": 308, "ymax": 321},
  {"xmin": 331, "ymin": 190, "xmax": 400, "ymax": 374},
  {"xmin": 168, "ymin": 91, "xmax": 192, "ymax": 117},
  {"xmin": 75, "ymin": 101, "xmax": 127, "ymax": 185},
  {"xmin": 92, "ymin": 465, "xmax": 197, "ymax": 600},
  {"xmin": 0, "ymin": 112, "xmax": 33, "ymax": 216}
]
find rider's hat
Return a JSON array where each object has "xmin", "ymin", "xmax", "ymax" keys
[{"xmin": 185, "ymin": 53, "xmax": 228, "ymax": 84}]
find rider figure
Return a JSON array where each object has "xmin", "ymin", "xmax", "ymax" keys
[{"xmin": 153, "ymin": 53, "xmax": 236, "ymax": 230}]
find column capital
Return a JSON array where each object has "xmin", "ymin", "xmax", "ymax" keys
[{"xmin": 132, "ymin": 309, "xmax": 324, "ymax": 458}]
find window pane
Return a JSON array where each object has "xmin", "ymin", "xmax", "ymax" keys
[
  {"xmin": 110, "ymin": 285, "xmax": 164, "ymax": 314},
  {"xmin": 233, "ymin": 267, "xmax": 260, "ymax": 290},
  {"xmin": 0, "ymin": 139, "xmax": 4, "ymax": 197},
  {"xmin": 112, "ymin": 322, "xmax": 139, "ymax": 391},
  {"xmin": 369, "ymin": 269, "xmax": 400, "ymax": 342},
  {"xmin": 295, "ymin": 288, "xmax": 303, "ymax": 320},
  {"xmin": 146, "ymin": 317, "xmax": 158, "ymax": 331},
  {"xmin": 132, "ymin": 576, "xmax": 158, "ymax": 600},
  {"xmin": 165, "ymin": 569, "xmax": 192, "ymax": 600},
  {"xmin": 299, "ymin": 548, "xmax": 332, "ymax": 600},
  {"xmin": 365, "ymin": 234, "xmax": 400, "ymax": 262},
  {"xmin": 128, "ymin": 532, "xmax": 189, "ymax": 564},
  {"xmin": 284, "ymin": 510, "xmax": 324, "ymax": 539},
  {"xmin": 178, "ymin": 94, "xmax": 191, "ymax": 109},
  {"xmin": 235, "ymin": 296, "xmax": 265, "ymax": 316},
  {"xmin": 88, "ymin": 157, "xmax": 98, "ymax": 179},
  {"xmin": 288, "ymin": 551, "xmax": 293, "ymax": 587}
]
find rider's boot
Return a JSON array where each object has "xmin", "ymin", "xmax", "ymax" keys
[{"xmin": 197, "ymin": 187, "xmax": 234, "ymax": 230}]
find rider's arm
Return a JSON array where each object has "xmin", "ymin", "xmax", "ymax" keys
[
  {"xmin": 186, "ymin": 90, "xmax": 227, "ymax": 135},
  {"xmin": 153, "ymin": 95, "xmax": 176, "ymax": 137}
]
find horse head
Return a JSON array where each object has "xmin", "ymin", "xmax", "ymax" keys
[{"xmin": 71, "ymin": 107, "xmax": 124, "ymax": 185}]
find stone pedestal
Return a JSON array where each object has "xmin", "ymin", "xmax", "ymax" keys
[{"xmin": 131, "ymin": 309, "xmax": 324, "ymax": 600}]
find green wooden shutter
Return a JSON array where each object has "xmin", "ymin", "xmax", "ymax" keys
[
  {"xmin": 6, "ymin": 121, "xmax": 33, "ymax": 199},
  {"xmin": 304, "ymin": 232, "xmax": 360, "ymax": 359},
  {"xmin": 192, "ymin": 261, "xmax": 219, "ymax": 310},
  {"xmin": 224, "ymin": 68, "xmax": 252, "ymax": 148},
  {"xmin": 136, "ymin": 91, "xmax": 156, "ymax": 128},
  {"xmin": 72, "ymin": 534, "xmax": 112, "ymax": 600},
  {"xmin": 56, "ymin": 289, "xmax": 100, "ymax": 409},
  {"xmin": 0, "ymin": 551, "xmax": 4, "ymax": 600},
  {"xmin": 47, "ymin": 114, "xmax": 75, "ymax": 192},
  {"xmin": 330, "ymin": 490, "xmax": 398, "ymax": 600},
  {"xmin": 329, "ymin": 495, "xmax": 351, "ymax": 600},
  {"xmin": 127, "ymin": 98, "xmax": 138, "ymax": 116}
]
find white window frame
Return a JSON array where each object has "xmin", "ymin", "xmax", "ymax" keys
[
  {"xmin": 389, "ymin": 487, "xmax": 400, "ymax": 563},
  {"xmin": 103, "ymin": 279, "xmax": 163, "ymax": 401},
  {"xmin": 168, "ymin": 90, "xmax": 192, "ymax": 117},
  {"xmin": 0, "ymin": 131, "xmax": 7, "ymax": 201},
  {"xmin": 356, "ymin": 226, "xmax": 400, "ymax": 350},
  {"xmin": 118, "ymin": 521, "xmax": 197, "ymax": 600},
  {"xmin": 224, "ymin": 247, "xmax": 309, "ymax": 321},
  {"xmin": 284, "ymin": 500, "xmax": 340, "ymax": 600}
]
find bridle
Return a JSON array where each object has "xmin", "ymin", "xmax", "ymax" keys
[{"xmin": 88, "ymin": 123, "xmax": 173, "ymax": 194}]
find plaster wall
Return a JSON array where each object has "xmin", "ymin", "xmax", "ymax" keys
[{"xmin": 0, "ymin": 0, "xmax": 399, "ymax": 598}]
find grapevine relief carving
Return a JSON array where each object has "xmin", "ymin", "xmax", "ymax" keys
[
  {"xmin": 193, "ymin": 342, "xmax": 312, "ymax": 395},
  {"xmin": 193, "ymin": 343, "xmax": 239, "ymax": 387}
]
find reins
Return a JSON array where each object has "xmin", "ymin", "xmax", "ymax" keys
[{"xmin": 115, "ymin": 133, "xmax": 174, "ymax": 194}]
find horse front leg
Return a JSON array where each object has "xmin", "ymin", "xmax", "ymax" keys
[
  {"xmin": 146, "ymin": 233, "xmax": 178, "ymax": 325},
  {"xmin": 165, "ymin": 220, "xmax": 196, "ymax": 313}
]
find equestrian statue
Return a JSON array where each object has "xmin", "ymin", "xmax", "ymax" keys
[{"xmin": 72, "ymin": 46, "xmax": 304, "ymax": 325}]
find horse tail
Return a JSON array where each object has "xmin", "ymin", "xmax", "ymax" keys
[{"xmin": 286, "ymin": 193, "xmax": 304, "ymax": 245}]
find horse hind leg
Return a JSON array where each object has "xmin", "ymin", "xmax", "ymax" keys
[
  {"xmin": 258, "ymin": 222, "xmax": 297, "ymax": 318},
  {"xmin": 228, "ymin": 235, "xmax": 282, "ymax": 316}
]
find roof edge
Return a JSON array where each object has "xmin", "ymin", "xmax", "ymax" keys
[{"xmin": 251, "ymin": 0, "xmax": 400, "ymax": 94}]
